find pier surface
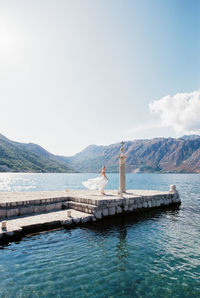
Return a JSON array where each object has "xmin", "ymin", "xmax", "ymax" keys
[{"xmin": 0, "ymin": 188, "xmax": 181, "ymax": 243}]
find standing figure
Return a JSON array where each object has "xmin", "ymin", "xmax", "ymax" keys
[{"xmin": 82, "ymin": 166, "xmax": 108, "ymax": 195}]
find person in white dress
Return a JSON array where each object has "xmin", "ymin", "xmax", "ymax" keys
[{"xmin": 82, "ymin": 166, "xmax": 108, "ymax": 195}]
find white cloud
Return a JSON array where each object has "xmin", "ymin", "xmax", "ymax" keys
[{"xmin": 149, "ymin": 90, "xmax": 200, "ymax": 134}]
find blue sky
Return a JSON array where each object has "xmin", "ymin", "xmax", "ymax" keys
[{"xmin": 0, "ymin": 0, "xmax": 200, "ymax": 155}]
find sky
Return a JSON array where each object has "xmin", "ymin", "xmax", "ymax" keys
[{"xmin": 0, "ymin": 0, "xmax": 200, "ymax": 156}]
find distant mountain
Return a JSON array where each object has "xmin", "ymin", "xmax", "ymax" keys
[
  {"xmin": 60, "ymin": 136, "xmax": 200, "ymax": 173},
  {"xmin": 180, "ymin": 135, "xmax": 200, "ymax": 140},
  {"xmin": 1, "ymin": 133, "xmax": 200, "ymax": 173},
  {"xmin": 0, "ymin": 134, "xmax": 75, "ymax": 173}
]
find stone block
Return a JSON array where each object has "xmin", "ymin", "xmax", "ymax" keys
[
  {"xmin": 63, "ymin": 219, "xmax": 72, "ymax": 226},
  {"xmin": 147, "ymin": 201, "xmax": 152, "ymax": 208},
  {"xmin": 73, "ymin": 217, "xmax": 80, "ymax": 224},
  {"xmin": 122, "ymin": 200, "xmax": 126, "ymax": 206},
  {"xmin": 46, "ymin": 204, "xmax": 57, "ymax": 212},
  {"xmin": 128, "ymin": 205, "xmax": 134, "ymax": 211},
  {"xmin": 108, "ymin": 207, "xmax": 116, "ymax": 216},
  {"xmin": 142, "ymin": 202, "xmax": 148, "ymax": 208},
  {"xmin": 96, "ymin": 200, "xmax": 104, "ymax": 206},
  {"xmin": 95, "ymin": 210, "xmax": 102, "ymax": 219},
  {"xmin": 81, "ymin": 216, "xmax": 90, "ymax": 223},
  {"xmin": 130, "ymin": 198, "xmax": 136, "ymax": 204},
  {"xmin": 102, "ymin": 209, "xmax": 109, "ymax": 216},
  {"xmin": 124, "ymin": 205, "xmax": 128, "ymax": 212},
  {"xmin": 125, "ymin": 198, "xmax": 130, "ymax": 205},
  {"xmin": 109, "ymin": 202, "xmax": 117, "ymax": 207},
  {"xmin": 153, "ymin": 199, "xmax": 157, "ymax": 206},
  {"xmin": 115, "ymin": 199, "xmax": 120, "ymax": 205},
  {"xmin": 116, "ymin": 206, "xmax": 122, "ymax": 214},
  {"xmin": 7, "ymin": 208, "xmax": 20, "ymax": 217},
  {"xmin": 171, "ymin": 197, "xmax": 176, "ymax": 203},
  {"xmin": 41, "ymin": 199, "xmax": 48, "ymax": 204},
  {"xmin": 135, "ymin": 198, "xmax": 140, "ymax": 204},
  {"xmin": 54, "ymin": 203, "xmax": 62, "ymax": 209},
  {"xmin": 88, "ymin": 199, "xmax": 93, "ymax": 205},
  {"xmin": 156, "ymin": 200, "xmax": 161, "ymax": 207},
  {"xmin": 102, "ymin": 200, "xmax": 109, "ymax": 205},
  {"xmin": 34, "ymin": 205, "xmax": 46, "ymax": 213},
  {"xmin": 19, "ymin": 206, "xmax": 34, "ymax": 215},
  {"xmin": 10, "ymin": 202, "xmax": 17, "ymax": 207},
  {"xmin": 0, "ymin": 209, "xmax": 7, "ymax": 218},
  {"xmin": 163, "ymin": 199, "xmax": 168, "ymax": 205}
]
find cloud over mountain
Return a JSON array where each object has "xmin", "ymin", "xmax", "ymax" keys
[{"xmin": 149, "ymin": 90, "xmax": 200, "ymax": 134}]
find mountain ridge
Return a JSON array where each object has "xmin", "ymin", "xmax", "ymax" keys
[
  {"xmin": 0, "ymin": 133, "xmax": 200, "ymax": 173},
  {"xmin": 63, "ymin": 135, "xmax": 200, "ymax": 173},
  {"xmin": 0, "ymin": 134, "xmax": 76, "ymax": 173}
]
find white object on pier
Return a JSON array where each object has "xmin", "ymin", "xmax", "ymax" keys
[
  {"xmin": 1, "ymin": 221, "xmax": 7, "ymax": 230},
  {"xmin": 67, "ymin": 210, "xmax": 71, "ymax": 217},
  {"xmin": 170, "ymin": 185, "xmax": 177, "ymax": 192}
]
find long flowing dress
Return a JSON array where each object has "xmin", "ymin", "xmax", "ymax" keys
[{"xmin": 82, "ymin": 175, "xmax": 108, "ymax": 191}]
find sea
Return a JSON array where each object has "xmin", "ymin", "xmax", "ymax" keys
[{"xmin": 0, "ymin": 173, "xmax": 199, "ymax": 298}]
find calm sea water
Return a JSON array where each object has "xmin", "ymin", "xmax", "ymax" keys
[{"xmin": 0, "ymin": 173, "xmax": 199, "ymax": 297}]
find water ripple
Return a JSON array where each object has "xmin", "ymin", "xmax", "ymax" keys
[{"xmin": 0, "ymin": 173, "xmax": 200, "ymax": 297}]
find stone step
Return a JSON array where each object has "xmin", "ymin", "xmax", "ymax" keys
[
  {"xmin": 69, "ymin": 196, "xmax": 100, "ymax": 206},
  {"xmin": 68, "ymin": 201, "xmax": 98, "ymax": 214},
  {"xmin": 0, "ymin": 198, "xmax": 100, "ymax": 219},
  {"xmin": 0, "ymin": 198, "xmax": 99, "ymax": 219},
  {"xmin": 0, "ymin": 209, "xmax": 94, "ymax": 241},
  {"xmin": 0, "ymin": 198, "xmax": 69, "ymax": 219}
]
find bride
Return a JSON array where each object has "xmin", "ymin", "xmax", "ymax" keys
[{"xmin": 82, "ymin": 166, "xmax": 108, "ymax": 195}]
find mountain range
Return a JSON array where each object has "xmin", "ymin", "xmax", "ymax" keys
[
  {"xmin": 0, "ymin": 133, "xmax": 200, "ymax": 173},
  {"xmin": 0, "ymin": 134, "xmax": 74, "ymax": 173}
]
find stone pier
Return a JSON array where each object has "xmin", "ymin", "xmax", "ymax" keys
[{"xmin": 0, "ymin": 186, "xmax": 181, "ymax": 243}]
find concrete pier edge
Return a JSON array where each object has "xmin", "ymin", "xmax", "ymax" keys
[{"xmin": 0, "ymin": 186, "xmax": 181, "ymax": 244}]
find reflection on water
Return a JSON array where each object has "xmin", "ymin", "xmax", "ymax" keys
[
  {"xmin": 0, "ymin": 173, "xmax": 199, "ymax": 297},
  {"xmin": 116, "ymin": 225, "xmax": 128, "ymax": 271}
]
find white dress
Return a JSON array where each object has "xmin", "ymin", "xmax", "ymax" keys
[{"xmin": 82, "ymin": 175, "xmax": 108, "ymax": 191}]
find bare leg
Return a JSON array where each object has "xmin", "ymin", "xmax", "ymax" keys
[{"xmin": 100, "ymin": 187, "xmax": 105, "ymax": 195}]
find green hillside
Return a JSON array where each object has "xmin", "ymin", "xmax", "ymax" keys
[{"xmin": 0, "ymin": 134, "xmax": 76, "ymax": 173}]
